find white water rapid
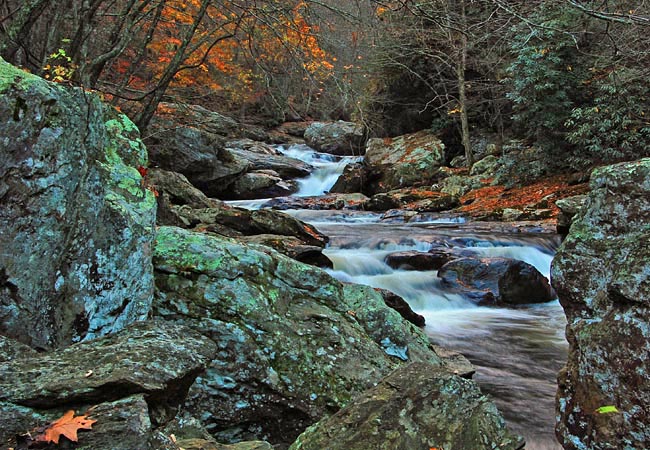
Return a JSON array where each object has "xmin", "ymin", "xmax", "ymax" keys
[{"xmin": 280, "ymin": 144, "xmax": 363, "ymax": 197}]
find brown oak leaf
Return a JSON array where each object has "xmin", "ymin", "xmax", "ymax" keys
[{"xmin": 36, "ymin": 410, "xmax": 97, "ymax": 444}]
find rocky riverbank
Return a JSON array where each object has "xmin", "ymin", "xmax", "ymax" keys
[{"xmin": 0, "ymin": 59, "xmax": 523, "ymax": 449}]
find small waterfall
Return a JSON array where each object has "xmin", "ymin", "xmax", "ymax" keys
[{"xmin": 278, "ymin": 144, "xmax": 362, "ymax": 196}]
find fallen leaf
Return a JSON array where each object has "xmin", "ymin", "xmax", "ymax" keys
[
  {"xmin": 36, "ymin": 410, "xmax": 97, "ymax": 444},
  {"xmin": 595, "ymin": 405, "xmax": 619, "ymax": 414}
]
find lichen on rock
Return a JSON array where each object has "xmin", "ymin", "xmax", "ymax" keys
[
  {"xmin": 552, "ymin": 158, "xmax": 650, "ymax": 449},
  {"xmin": 0, "ymin": 58, "xmax": 156, "ymax": 349}
]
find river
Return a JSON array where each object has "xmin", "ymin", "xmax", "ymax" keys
[{"xmin": 234, "ymin": 144, "xmax": 568, "ymax": 449}]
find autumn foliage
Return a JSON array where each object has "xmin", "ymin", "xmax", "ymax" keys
[{"xmin": 104, "ymin": 0, "xmax": 336, "ymax": 121}]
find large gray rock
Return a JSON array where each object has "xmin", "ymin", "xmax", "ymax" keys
[
  {"xmin": 289, "ymin": 362, "xmax": 524, "ymax": 450},
  {"xmin": 145, "ymin": 121, "xmax": 248, "ymax": 198},
  {"xmin": 364, "ymin": 130, "xmax": 446, "ymax": 194},
  {"xmin": 226, "ymin": 139, "xmax": 312, "ymax": 178},
  {"xmin": 229, "ymin": 170, "xmax": 298, "ymax": 200},
  {"xmin": 0, "ymin": 321, "xmax": 217, "ymax": 447},
  {"xmin": 551, "ymin": 158, "xmax": 650, "ymax": 450},
  {"xmin": 153, "ymin": 226, "xmax": 451, "ymax": 446},
  {"xmin": 0, "ymin": 59, "xmax": 156, "ymax": 349},
  {"xmin": 304, "ymin": 121, "xmax": 365, "ymax": 156}
]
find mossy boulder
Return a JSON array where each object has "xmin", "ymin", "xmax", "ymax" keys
[
  {"xmin": 0, "ymin": 58, "xmax": 156, "ymax": 349},
  {"xmin": 289, "ymin": 362, "xmax": 523, "ymax": 450},
  {"xmin": 552, "ymin": 158, "xmax": 650, "ymax": 450},
  {"xmin": 363, "ymin": 131, "xmax": 445, "ymax": 195},
  {"xmin": 152, "ymin": 226, "xmax": 450, "ymax": 446}
]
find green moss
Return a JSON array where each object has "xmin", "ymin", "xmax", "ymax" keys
[{"xmin": 0, "ymin": 58, "xmax": 51, "ymax": 94}]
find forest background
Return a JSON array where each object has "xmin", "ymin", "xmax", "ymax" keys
[{"xmin": 2, "ymin": 0, "xmax": 650, "ymax": 178}]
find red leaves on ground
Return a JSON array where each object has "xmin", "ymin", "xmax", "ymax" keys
[
  {"xmin": 458, "ymin": 175, "xmax": 590, "ymax": 218},
  {"xmin": 35, "ymin": 410, "xmax": 97, "ymax": 444}
]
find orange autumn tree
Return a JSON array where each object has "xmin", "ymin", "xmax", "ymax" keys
[{"xmin": 102, "ymin": 0, "xmax": 336, "ymax": 129}]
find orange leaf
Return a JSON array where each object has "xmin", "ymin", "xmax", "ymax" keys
[{"xmin": 36, "ymin": 410, "xmax": 97, "ymax": 444}]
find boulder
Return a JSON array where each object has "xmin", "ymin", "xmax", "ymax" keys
[
  {"xmin": 470, "ymin": 154, "xmax": 500, "ymax": 177},
  {"xmin": 328, "ymin": 162, "xmax": 365, "ymax": 194},
  {"xmin": 374, "ymin": 288, "xmax": 425, "ymax": 327},
  {"xmin": 438, "ymin": 257, "xmax": 555, "ymax": 306},
  {"xmin": 363, "ymin": 131, "xmax": 445, "ymax": 194},
  {"xmin": 0, "ymin": 321, "xmax": 217, "ymax": 448},
  {"xmin": 225, "ymin": 139, "xmax": 312, "ymax": 179},
  {"xmin": 440, "ymin": 173, "xmax": 484, "ymax": 198},
  {"xmin": 304, "ymin": 121, "xmax": 365, "ymax": 156},
  {"xmin": 385, "ymin": 249, "xmax": 458, "ymax": 271},
  {"xmin": 145, "ymin": 121, "xmax": 248, "ymax": 198},
  {"xmin": 153, "ymin": 226, "xmax": 451, "ymax": 446},
  {"xmin": 551, "ymin": 158, "xmax": 650, "ymax": 450},
  {"xmin": 0, "ymin": 59, "xmax": 156, "ymax": 349},
  {"xmin": 555, "ymin": 194, "xmax": 587, "ymax": 235},
  {"xmin": 274, "ymin": 121, "xmax": 312, "ymax": 138},
  {"xmin": 229, "ymin": 170, "xmax": 298, "ymax": 200},
  {"xmin": 288, "ymin": 362, "xmax": 524, "ymax": 450}
]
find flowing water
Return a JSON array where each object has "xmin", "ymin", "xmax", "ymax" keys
[
  {"xmin": 279, "ymin": 144, "xmax": 363, "ymax": 196},
  {"xmin": 234, "ymin": 145, "xmax": 568, "ymax": 449}
]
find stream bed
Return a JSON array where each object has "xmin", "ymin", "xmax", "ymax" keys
[{"xmin": 235, "ymin": 144, "xmax": 568, "ymax": 449}]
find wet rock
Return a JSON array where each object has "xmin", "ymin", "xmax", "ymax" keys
[
  {"xmin": 385, "ymin": 250, "xmax": 457, "ymax": 271},
  {"xmin": 364, "ymin": 131, "xmax": 445, "ymax": 194},
  {"xmin": 0, "ymin": 59, "xmax": 156, "ymax": 349},
  {"xmin": 148, "ymin": 168, "xmax": 220, "ymax": 210},
  {"xmin": 288, "ymin": 362, "xmax": 524, "ymax": 450},
  {"xmin": 374, "ymin": 288, "xmax": 425, "ymax": 327},
  {"xmin": 551, "ymin": 158, "xmax": 650, "ymax": 450},
  {"xmin": 329, "ymin": 162, "xmax": 365, "ymax": 194},
  {"xmin": 153, "ymin": 226, "xmax": 449, "ymax": 446},
  {"xmin": 262, "ymin": 193, "xmax": 368, "ymax": 210},
  {"xmin": 240, "ymin": 234, "xmax": 333, "ymax": 268},
  {"xmin": 364, "ymin": 188, "xmax": 457, "ymax": 212},
  {"xmin": 379, "ymin": 209, "xmax": 418, "ymax": 223},
  {"xmin": 304, "ymin": 121, "xmax": 365, "ymax": 156},
  {"xmin": 146, "ymin": 122, "xmax": 248, "ymax": 198},
  {"xmin": 438, "ymin": 257, "xmax": 555, "ymax": 306}
]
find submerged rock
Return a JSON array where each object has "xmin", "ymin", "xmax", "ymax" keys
[
  {"xmin": 153, "ymin": 226, "xmax": 450, "ymax": 446},
  {"xmin": 288, "ymin": 362, "xmax": 524, "ymax": 450},
  {"xmin": 0, "ymin": 58, "xmax": 156, "ymax": 349},
  {"xmin": 439, "ymin": 257, "xmax": 555, "ymax": 306},
  {"xmin": 552, "ymin": 158, "xmax": 650, "ymax": 449}
]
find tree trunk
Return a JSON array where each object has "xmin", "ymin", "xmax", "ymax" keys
[
  {"xmin": 457, "ymin": 0, "xmax": 473, "ymax": 168},
  {"xmin": 135, "ymin": 0, "xmax": 210, "ymax": 133},
  {"xmin": 0, "ymin": 0, "xmax": 51, "ymax": 63}
]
